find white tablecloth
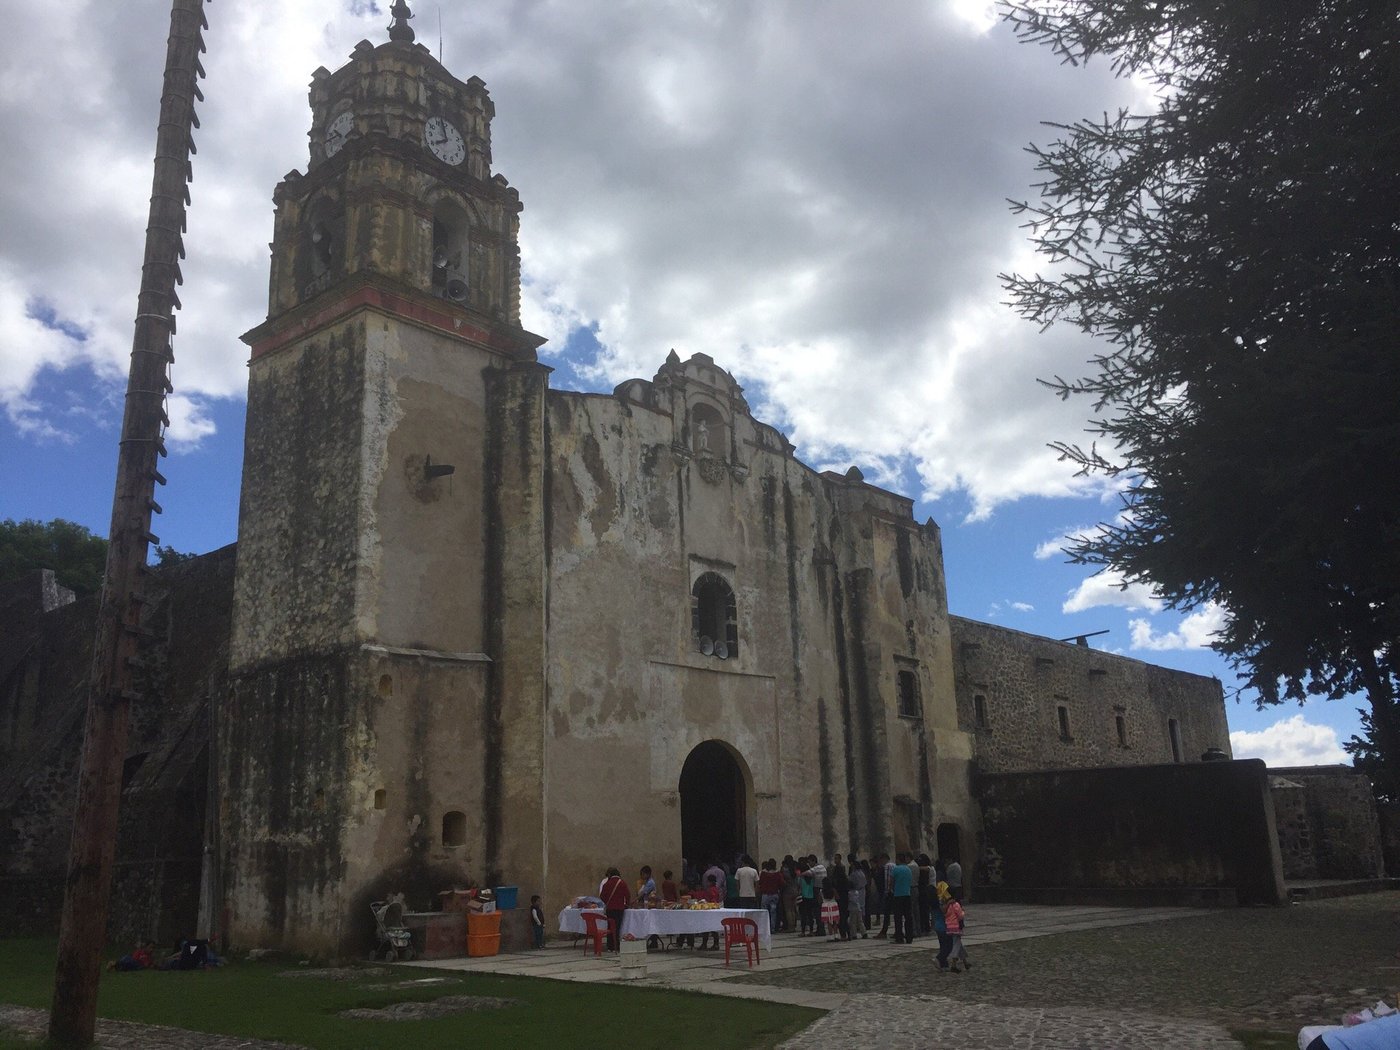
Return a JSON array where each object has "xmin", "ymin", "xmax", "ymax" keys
[
  {"xmin": 623, "ymin": 908, "xmax": 770, "ymax": 948},
  {"xmin": 557, "ymin": 907, "xmax": 770, "ymax": 948},
  {"xmin": 557, "ymin": 906, "xmax": 603, "ymax": 935}
]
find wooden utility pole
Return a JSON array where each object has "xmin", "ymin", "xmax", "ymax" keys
[{"xmin": 49, "ymin": 1, "xmax": 210, "ymax": 1044}]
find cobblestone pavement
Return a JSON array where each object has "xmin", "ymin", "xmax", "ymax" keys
[
  {"xmin": 0, "ymin": 1004, "xmax": 304, "ymax": 1049},
  {"xmin": 741, "ymin": 892, "xmax": 1400, "ymax": 1038},
  {"xmin": 776, "ymin": 993, "xmax": 1243, "ymax": 1049}
]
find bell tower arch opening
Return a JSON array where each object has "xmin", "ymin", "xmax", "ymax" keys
[{"xmin": 679, "ymin": 740, "xmax": 749, "ymax": 868}]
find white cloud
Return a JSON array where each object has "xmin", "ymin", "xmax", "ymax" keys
[
  {"xmin": 1230, "ymin": 714, "xmax": 1348, "ymax": 767},
  {"xmin": 0, "ymin": 1, "xmax": 1140, "ymax": 517},
  {"xmin": 986, "ymin": 598, "xmax": 1035, "ymax": 617},
  {"xmin": 165, "ymin": 394, "xmax": 220, "ymax": 451},
  {"xmin": 1062, "ymin": 569, "xmax": 1162, "ymax": 614},
  {"xmin": 1128, "ymin": 603, "xmax": 1226, "ymax": 651}
]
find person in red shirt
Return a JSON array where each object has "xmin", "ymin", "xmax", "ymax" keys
[
  {"xmin": 697, "ymin": 874, "xmax": 724, "ymax": 949},
  {"xmin": 599, "ymin": 867, "xmax": 630, "ymax": 951},
  {"xmin": 757, "ymin": 858, "xmax": 785, "ymax": 933}
]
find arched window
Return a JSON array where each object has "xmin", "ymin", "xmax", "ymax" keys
[
  {"xmin": 691, "ymin": 402, "xmax": 726, "ymax": 457},
  {"xmin": 431, "ymin": 199, "xmax": 470, "ymax": 303},
  {"xmin": 442, "ymin": 810, "xmax": 467, "ymax": 848},
  {"xmin": 691, "ymin": 572, "xmax": 738, "ymax": 659}
]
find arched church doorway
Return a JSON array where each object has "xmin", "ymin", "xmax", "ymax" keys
[{"xmin": 679, "ymin": 740, "xmax": 747, "ymax": 867}]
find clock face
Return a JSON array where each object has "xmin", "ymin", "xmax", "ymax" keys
[
  {"xmin": 324, "ymin": 111, "xmax": 354, "ymax": 158},
  {"xmin": 424, "ymin": 116, "xmax": 466, "ymax": 166}
]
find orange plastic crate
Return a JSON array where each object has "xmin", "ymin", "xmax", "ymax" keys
[{"xmin": 466, "ymin": 933, "xmax": 500, "ymax": 958}]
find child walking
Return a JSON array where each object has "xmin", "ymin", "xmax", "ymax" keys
[
  {"xmin": 529, "ymin": 895, "xmax": 546, "ymax": 949},
  {"xmin": 943, "ymin": 891, "xmax": 970, "ymax": 973}
]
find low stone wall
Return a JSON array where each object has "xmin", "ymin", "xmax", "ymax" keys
[
  {"xmin": 1271, "ymin": 766, "xmax": 1384, "ymax": 880},
  {"xmin": 976, "ymin": 758, "xmax": 1285, "ymax": 906},
  {"xmin": 0, "ymin": 875, "xmax": 66, "ymax": 936},
  {"xmin": 1379, "ymin": 804, "xmax": 1400, "ymax": 877}
]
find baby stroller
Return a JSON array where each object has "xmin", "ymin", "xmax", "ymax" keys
[{"xmin": 371, "ymin": 895, "xmax": 415, "ymax": 961}]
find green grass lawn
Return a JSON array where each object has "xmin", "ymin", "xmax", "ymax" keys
[{"xmin": 0, "ymin": 939, "xmax": 818, "ymax": 1049}]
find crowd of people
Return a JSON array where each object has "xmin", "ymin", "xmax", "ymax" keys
[{"xmin": 587, "ymin": 850, "xmax": 971, "ymax": 973}]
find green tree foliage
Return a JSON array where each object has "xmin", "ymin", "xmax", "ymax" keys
[
  {"xmin": 155, "ymin": 544, "xmax": 195, "ymax": 566},
  {"xmin": 1001, "ymin": 1, "xmax": 1400, "ymax": 794},
  {"xmin": 0, "ymin": 518, "xmax": 109, "ymax": 596}
]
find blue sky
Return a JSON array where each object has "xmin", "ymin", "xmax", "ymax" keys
[{"xmin": 0, "ymin": 0, "xmax": 1363, "ymax": 767}]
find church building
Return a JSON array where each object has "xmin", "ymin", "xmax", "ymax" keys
[
  {"xmin": 11, "ymin": 7, "xmax": 1336, "ymax": 960},
  {"xmin": 218, "ymin": 10, "xmax": 1228, "ymax": 954}
]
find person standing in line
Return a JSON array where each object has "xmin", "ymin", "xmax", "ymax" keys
[
  {"xmin": 945, "ymin": 856, "xmax": 963, "ymax": 901},
  {"xmin": 829, "ymin": 853, "xmax": 851, "ymax": 940},
  {"xmin": 875, "ymin": 853, "xmax": 896, "ymax": 938},
  {"xmin": 734, "ymin": 855, "xmax": 760, "ymax": 909},
  {"xmin": 906, "ymin": 852, "xmax": 921, "ymax": 934},
  {"xmin": 916, "ymin": 854, "xmax": 934, "ymax": 934},
  {"xmin": 889, "ymin": 851, "xmax": 915, "ymax": 944},
  {"xmin": 599, "ymin": 867, "xmax": 630, "ymax": 952},
  {"xmin": 780, "ymin": 854, "xmax": 800, "ymax": 932},
  {"xmin": 704, "ymin": 858, "xmax": 728, "ymax": 904},
  {"xmin": 819, "ymin": 887, "xmax": 841, "ymax": 942},
  {"xmin": 758, "ymin": 859, "xmax": 784, "ymax": 933},
  {"xmin": 870, "ymin": 853, "xmax": 887, "ymax": 936},
  {"xmin": 806, "ymin": 854, "xmax": 828, "ymax": 936},
  {"xmin": 850, "ymin": 859, "xmax": 869, "ymax": 938},
  {"xmin": 798, "ymin": 860, "xmax": 816, "ymax": 935}
]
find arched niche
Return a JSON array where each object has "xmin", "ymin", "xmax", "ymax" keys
[{"xmin": 690, "ymin": 401, "xmax": 727, "ymax": 457}]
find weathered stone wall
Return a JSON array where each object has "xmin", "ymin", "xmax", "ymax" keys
[
  {"xmin": 0, "ymin": 548, "xmax": 235, "ymax": 943},
  {"xmin": 950, "ymin": 616, "xmax": 1230, "ymax": 774},
  {"xmin": 1379, "ymin": 804, "xmax": 1400, "ymax": 878},
  {"xmin": 0, "ymin": 570, "xmax": 77, "ymax": 777},
  {"xmin": 976, "ymin": 759, "xmax": 1286, "ymax": 906},
  {"xmin": 230, "ymin": 319, "xmax": 369, "ymax": 668},
  {"xmin": 227, "ymin": 299, "xmax": 509, "ymax": 954},
  {"xmin": 1270, "ymin": 766, "xmax": 1384, "ymax": 880},
  {"xmin": 538, "ymin": 354, "xmax": 975, "ymax": 912}
]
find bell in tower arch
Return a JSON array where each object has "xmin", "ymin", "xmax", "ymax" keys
[{"xmin": 430, "ymin": 197, "xmax": 472, "ymax": 304}]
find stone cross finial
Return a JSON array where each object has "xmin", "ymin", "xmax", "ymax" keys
[{"xmin": 388, "ymin": 1, "xmax": 415, "ymax": 42}]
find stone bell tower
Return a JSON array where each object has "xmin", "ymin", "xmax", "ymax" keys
[{"xmin": 223, "ymin": 3, "xmax": 548, "ymax": 955}]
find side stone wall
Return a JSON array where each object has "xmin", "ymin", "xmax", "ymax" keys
[
  {"xmin": 0, "ymin": 547, "xmax": 234, "ymax": 942},
  {"xmin": 950, "ymin": 616, "xmax": 1229, "ymax": 774},
  {"xmin": 1270, "ymin": 766, "xmax": 1384, "ymax": 880},
  {"xmin": 1378, "ymin": 804, "xmax": 1400, "ymax": 878},
  {"xmin": 976, "ymin": 759, "xmax": 1286, "ymax": 906}
]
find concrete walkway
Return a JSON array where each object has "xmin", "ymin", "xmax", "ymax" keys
[{"xmin": 400, "ymin": 902, "xmax": 1207, "ymax": 1011}]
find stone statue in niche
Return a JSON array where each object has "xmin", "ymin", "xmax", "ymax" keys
[{"xmin": 695, "ymin": 419, "xmax": 709, "ymax": 451}]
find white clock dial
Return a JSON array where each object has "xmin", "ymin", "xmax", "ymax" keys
[
  {"xmin": 424, "ymin": 116, "xmax": 466, "ymax": 166},
  {"xmin": 324, "ymin": 111, "xmax": 354, "ymax": 158}
]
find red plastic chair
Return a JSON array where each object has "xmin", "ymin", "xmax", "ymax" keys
[
  {"xmin": 721, "ymin": 917, "xmax": 761, "ymax": 967},
  {"xmin": 581, "ymin": 911, "xmax": 614, "ymax": 957}
]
